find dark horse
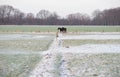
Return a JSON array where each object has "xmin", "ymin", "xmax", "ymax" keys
[{"xmin": 57, "ymin": 27, "xmax": 67, "ymax": 33}]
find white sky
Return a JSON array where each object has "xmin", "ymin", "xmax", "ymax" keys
[{"xmin": 0, "ymin": 0, "xmax": 120, "ymax": 17}]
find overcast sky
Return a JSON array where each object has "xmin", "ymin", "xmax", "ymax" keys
[{"xmin": 0, "ymin": 0, "xmax": 120, "ymax": 17}]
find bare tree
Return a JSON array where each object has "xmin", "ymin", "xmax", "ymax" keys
[
  {"xmin": 92, "ymin": 7, "xmax": 120, "ymax": 25},
  {"xmin": 67, "ymin": 13, "xmax": 90, "ymax": 25},
  {"xmin": 25, "ymin": 13, "xmax": 34, "ymax": 24},
  {"xmin": 36, "ymin": 10, "xmax": 51, "ymax": 19},
  {"xmin": 36, "ymin": 10, "xmax": 51, "ymax": 24},
  {"xmin": 67, "ymin": 13, "xmax": 80, "ymax": 25},
  {"xmin": 47, "ymin": 12, "xmax": 59, "ymax": 25},
  {"xmin": 12, "ymin": 9, "xmax": 24, "ymax": 24},
  {"xmin": 26, "ymin": 13, "xmax": 34, "ymax": 19},
  {"xmin": 0, "ymin": 5, "xmax": 14, "ymax": 24},
  {"xmin": 92, "ymin": 10, "xmax": 104, "ymax": 25},
  {"xmin": 102, "ymin": 8, "xmax": 120, "ymax": 25}
]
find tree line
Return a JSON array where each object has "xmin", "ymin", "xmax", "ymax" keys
[{"xmin": 0, "ymin": 5, "xmax": 120, "ymax": 25}]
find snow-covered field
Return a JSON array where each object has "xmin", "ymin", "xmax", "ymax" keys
[
  {"xmin": 30, "ymin": 33, "xmax": 120, "ymax": 77},
  {"xmin": 0, "ymin": 33, "xmax": 120, "ymax": 77}
]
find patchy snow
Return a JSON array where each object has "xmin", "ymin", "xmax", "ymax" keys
[
  {"xmin": 0, "ymin": 34, "xmax": 47, "ymax": 40},
  {"xmin": 29, "ymin": 33, "xmax": 120, "ymax": 77},
  {"xmin": 0, "ymin": 33, "xmax": 120, "ymax": 77},
  {"xmin": 58, "ymin": 44, "xmax": 120, "ymax": 53},
  {"xmin": 62, "ymin": 34, "xmax": 120, "ymax": 40},
  {"xmin": 29, "ymin": 42, "xmax": 120, "ymax": 77}
]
